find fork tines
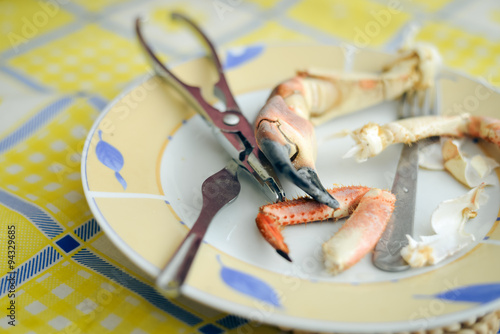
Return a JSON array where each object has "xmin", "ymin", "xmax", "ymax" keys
[{"xmin": 399, "ymin": 88, "xmax": 434, "ymax": 119}]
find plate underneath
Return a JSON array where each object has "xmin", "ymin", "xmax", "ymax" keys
[{"xmin": 82, "ymin": 44, "xmax": 500, "ymax": 333}]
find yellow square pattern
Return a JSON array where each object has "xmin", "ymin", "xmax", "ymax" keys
[
  {"xmin": 0, "ymin": 207, "xmax": 48, "ymax": 270},
  {"xmin": 416, "ymin": 22, "xmax": 500, "ymax": 82},
  {"xmin": 16, "ymin": 257, "xmax": 199, "ymax": 334},
  {"xmin": 247, "ymin": 0, "xmax": 283, "ymax": 10},
  {"xmin": 288, "ymin": 0, "xmax": 411, "ymax": 47},
  {"xmin": 8, "ymin": 24, "xmax": 150, "ymax": 99},
  {"xmin": 0, "ymin": 1, "xmax": 74, "ymax": 52},
  {"xmin": 9, "ymin": 259, "xmax": 161, "ymax": 333},
  {"xmin": 72, "ymin": 0, "xmax": 126, "ymax": 12},
  {"xmin": 399, "ymin": 0, "xmax": 456, "ymax": 13},
  {"xmin": 492, "ymin": 9, "xmax": 500, "ymax": 24},
  {"xmin": 1, "ymin": 97, "xmax": 98, "ymax": 229},
  {"xmin": 231, "ymin": 21, "xmax": 315, "ymax": 47}
]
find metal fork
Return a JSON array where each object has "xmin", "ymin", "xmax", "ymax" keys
[{"xmin": 372, "ymin": 86, "xmax": 438, "ymax": 271}]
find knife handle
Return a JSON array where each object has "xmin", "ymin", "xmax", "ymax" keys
[{"xmin": 156, "ymin": 162, "xmax": 240, "ymax": 296}]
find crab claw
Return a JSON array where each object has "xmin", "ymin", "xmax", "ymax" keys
[{"xmin": 255, "ymin": 96, "xmax": 340, "ymax": 209}]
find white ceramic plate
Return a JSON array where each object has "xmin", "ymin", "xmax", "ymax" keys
[{"xmin": 82, "ymin": 45, "xmax": 500, "ymax": 333}]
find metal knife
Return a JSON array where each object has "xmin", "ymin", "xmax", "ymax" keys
[{"xmin": 373, "ymin": 143, "xmax": 419, "ymax": 271}]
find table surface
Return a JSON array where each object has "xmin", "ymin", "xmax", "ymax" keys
[{"xmin": 0, "ymin": 0, "xmax": 499, "ymax": 333}]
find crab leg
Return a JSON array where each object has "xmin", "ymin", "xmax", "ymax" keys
[
  {"xmin": 256, "ymin": 186, "xmax": 396, "ymax": 273},
  {"xmin": 255, "ymin": 95, "xmax": 339, "ymax": 208},
  {"xmin": 273, "ymin": 43, "xmax": 440, "ymax": 126},
  {"xmin": 468, "ymin": 115, "xmax": 500, "ymax": 146},
  {"xmin": 344, "ymin": 115, "xmax": 500, "ymax": 162},
  {"xmin": 322, "ymin": 188, "xmax": 395, "ymax": 274},
  {"xmin": 254, "ymin": 44, "xmax": 441, "ymax": 209}
]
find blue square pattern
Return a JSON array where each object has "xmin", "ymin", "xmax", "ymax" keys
[
  {"xmin": 198, "ymin": 324, "xmax": 224, "ymax": 334},
  {"xmin": 55, "ymin": 234, "xmax": 80, "ymax": 253},
  {"xmin": 216, "ymin": 315, "xmax": 248, "ymax": 330}
]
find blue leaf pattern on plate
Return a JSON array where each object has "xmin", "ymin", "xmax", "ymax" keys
[
  {"xmin": 95, "ymin": 130, "xmax": 127, "ymax": 190},
  {"xmin": 224, "ymin": 45, "xmax": 264, "ymax": 70},
  {"xmin": 417, "ymin": 283, "xmax": 500, "ymax": 304},
  {"xmin": 217, "ymin": 255, "xmax": 281, "ymax": 307}
]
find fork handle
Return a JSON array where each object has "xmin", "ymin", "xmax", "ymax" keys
[
  {"xmin": 156, "ymin": 162, "xmax": 240, "ymax": 296},
  {"xmin": 373, "ymin": 143, "xmax": 419, "ymax": 271}
]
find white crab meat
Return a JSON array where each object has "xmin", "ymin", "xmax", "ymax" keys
[{"xmin": 401, "ymin": 183, "xmax": 488, "ymax": 267}]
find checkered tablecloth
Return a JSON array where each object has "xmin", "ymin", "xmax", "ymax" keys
[{"xmin": 1, "ymin": 0, "xmax": 499, "ymax": 333}]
